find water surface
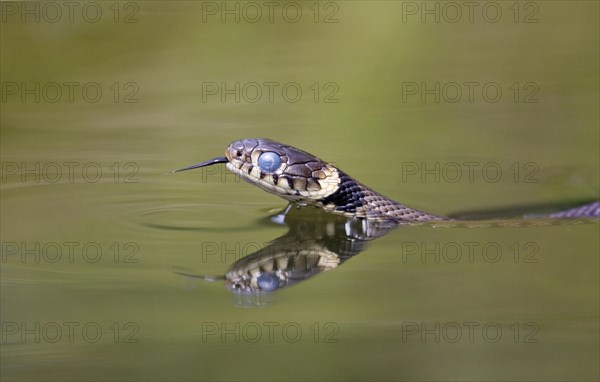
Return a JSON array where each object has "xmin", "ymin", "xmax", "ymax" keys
[{"xmin": 1, "ymin": 1, "xmax": 599, "ymax": 381}]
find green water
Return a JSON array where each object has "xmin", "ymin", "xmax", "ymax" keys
[{"xmin": 1, "ymin": 1, "xmax": 599, "ymax": 381}]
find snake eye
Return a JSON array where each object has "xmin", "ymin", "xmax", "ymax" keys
[
  {"xmin": 257, "ymin": 273, "xmax": 279, "ymax": 291},
  {"xmin": 257, "ymin": 152, "xmax": 281, "ymax": 173}
]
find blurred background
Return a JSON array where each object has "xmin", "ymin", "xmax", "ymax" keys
[{"xmin": 1, "ymin": 1, "xmax": 598, "ymax": 381}]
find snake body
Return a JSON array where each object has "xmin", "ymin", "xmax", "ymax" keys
[{"xmin": 177, "ymin": 138, "xmax": 598, "ymax": 223}]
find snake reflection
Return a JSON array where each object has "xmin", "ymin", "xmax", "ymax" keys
[{"xmin": 175, "ymin": 206, "xmax": 396, "ymax": 300}]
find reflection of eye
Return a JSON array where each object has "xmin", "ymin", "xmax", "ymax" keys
[
  {"xmin": 257, "ymin": 152, "xmax": 281, "ymax": 173},
  {"xmin": 257, "ymin": 273, "xmax": 279, "ymax": 291}
]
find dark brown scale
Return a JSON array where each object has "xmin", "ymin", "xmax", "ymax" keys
[
  {"xmin": 285, "ymin": 164, "xmax": 313, "ymax": 178},
  {"xmin": 286, "ymin": 177, "xmax": 294, "ymax": 190},
  {"xmin": 305, "ymin": 161, "xmax": 324, "ymax": 171}
]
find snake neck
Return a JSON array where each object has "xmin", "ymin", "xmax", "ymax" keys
[{"xmin": 318, "ymin": 171, "xmax": 445, "ymax": 223}]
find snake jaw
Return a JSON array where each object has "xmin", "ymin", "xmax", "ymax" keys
[{"xmin": 226, "ymin": 161, "xmax": 340, "ymax": 203}]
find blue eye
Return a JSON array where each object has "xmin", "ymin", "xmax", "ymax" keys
[
  {"xmin": 258, "ymin": 152, "xmax": 281, "ymax": 173},
  {"xmin": 257, "ymin": 273, "xmax": 279, "ymax": 291}
]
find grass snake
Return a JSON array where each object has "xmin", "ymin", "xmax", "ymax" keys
[{"xmin": 174, "ymin": 138, "xmax": 599, "ymax": 223}]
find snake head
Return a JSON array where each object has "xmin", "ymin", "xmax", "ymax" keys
[
  {"xmin": 174, "ymin": 138, "xmax": 341, "ymax": 204},
  {"xmin": 224, "ymin": 138, "xmax": 341, "ymax": 203}
]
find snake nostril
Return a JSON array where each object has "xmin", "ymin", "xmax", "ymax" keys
[{"xmin": 236, "ymin": 150, "xmax": 242, "ymax": 157}]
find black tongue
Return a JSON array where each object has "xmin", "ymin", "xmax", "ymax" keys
[{"xmin": 171, "ymin": 157, "xmax": 228, "ymax": 173}]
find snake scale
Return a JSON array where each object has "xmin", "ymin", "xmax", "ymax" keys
[{"xmin": 174, "ymin": 138, "xmax": 599, "ymax": 223}]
